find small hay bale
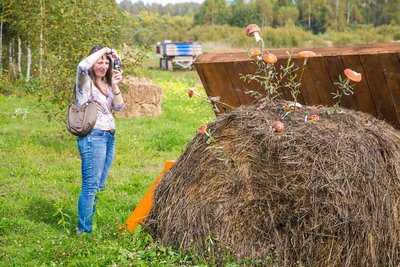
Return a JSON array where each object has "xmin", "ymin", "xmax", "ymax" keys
[
  {"xmin": 144, "ymin": 102, "xmax": 400, "ymax": 266},
  {"xmin": 117, "ymin": 77, "xmax": 162, "ymax": 118}
]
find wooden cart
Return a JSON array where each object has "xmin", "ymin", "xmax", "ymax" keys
[{"xmin": 194, "ymin": 43, "xmax": 400, "ymax": 129}]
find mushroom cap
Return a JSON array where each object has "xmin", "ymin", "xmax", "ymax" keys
[
  {"xmin": 263, "ymin": 53, "xmax": 278, "ymax": 64},
  {"xmin": 197, "ymin": 124, "xmax": 208, "ymax": 135},
  {"xmin": 250, "ymin": 50, "xmax": 262, "ymax": 59},
  {"xmin": 245, "ymin": 24, "xmax": 261, "ymax": 36},
  {"xmin": 344, "ymin": 68, "xmax": 362, "ymax": 83},
  {"xmin": 297, "ymin": 50, "xmax": 317, "ymax": 58},
  {"xmin": 188, "ymin": 88, "xmax": 195, "ymax": 98},
  {"xmin": 272, "ymin": 120, "xmax": 285, "ymax": 133}
]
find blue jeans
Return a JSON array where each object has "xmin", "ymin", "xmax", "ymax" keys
[{"xmin": 77, "ymin": 128, "xmax": 115, "ymax": 233}]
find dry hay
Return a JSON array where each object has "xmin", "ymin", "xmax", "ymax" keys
[
  {"xmin": 144, "ymin": 101, "xmax": 400, "ymax": 266},
  {"xmin": 117, "ymin": 76, "xmax": 162, "ymax": 118}
]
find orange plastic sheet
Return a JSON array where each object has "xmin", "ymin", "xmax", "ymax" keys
[{"xmin": 124, "ymin": 160, "xmax": 175, "ymax": 233}]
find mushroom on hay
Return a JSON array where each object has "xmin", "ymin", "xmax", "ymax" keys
[{"xmin": 145, "ymin": 102, "xmax": 400, "ymax": 266}]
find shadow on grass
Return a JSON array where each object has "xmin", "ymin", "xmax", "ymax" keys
[{"xmin": 25, "ymin": 197, "xmax": 75, "ymax": 232}]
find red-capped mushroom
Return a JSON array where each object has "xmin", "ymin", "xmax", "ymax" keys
[
  {"xmin": 282, "ymin": 101, "xmax": 302, "ymax": 111},
  {"xmin": 250, "ymin": 50, "xmax": 262, "ymax": 60},
  {"xmin": 309, "ymin": 114, "xmax": 320, "ymax": 122},
  {"xmin": 197, "ymin": 124, "xmax": 208, "ymax": 135},
  {"xmin": 344, "ymin": 69, "xmax": 362, "ymax": 83},
  {"xmin": 245, "ymin": 24, "xmax": 262, "ymax": 43},
  {"xmin": 272, "ymin": 121, "xmax": 285, "ymax": 133},
  {"xmin": 187, "ymin": 88, "xmax": 202, "ymax": 98},
  {"xmin": 298, "ymin": 50, "xmax": 316, "ymax": 58},
  {"xmin": 263, "ymin": 53, "xmax": 278, "ymax": 64},
  {"xmin": 188, "ymin": 88, "xmax": 194, "ymax": 98}
]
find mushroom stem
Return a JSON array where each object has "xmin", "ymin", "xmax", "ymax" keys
[
  {"xmin": 253, "ymin": 32, "xmax": 262, "ymax": 43},
  {"xmin": 253, "ymin": 32, "xmax": 264, "ymax": 48}
]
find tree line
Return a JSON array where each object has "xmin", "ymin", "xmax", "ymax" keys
[
  {"xmin": 119, "ymin": 0, "xmax": 201, "ymax": 16},
  {"xmin": 120, "ymin": 0, "xmax": 400, "ymax": 33}
]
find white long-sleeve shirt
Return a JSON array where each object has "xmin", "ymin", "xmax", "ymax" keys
[{"xmin": 75, "ymin": 58, "xmax": 124, "ymax": 131}]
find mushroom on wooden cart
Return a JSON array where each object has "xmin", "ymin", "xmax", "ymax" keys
[{"xmin": 245, "ymin": 24, "xmax": 263, "ymax": 44}]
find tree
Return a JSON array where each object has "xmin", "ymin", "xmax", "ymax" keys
[
  {"xmin": 2, "ymin": 0, "xmax": 43, "ymax": 80},
  {"xmin": 346, "ymin": 0, "xmax": 364, "ymax": 24},
  {"xmin": 327, "ymin": 0, "xmax": 348, "ymax": 30},
  {"xmin": 228, "ymin": 0, "xmax": 259, "ymax": 27},
  {"xmin": 0, "ymin": 4, "xmax": 4, "ymax": 78},
  {"xmin": 119, "ymin": 1, "xmax": 200, "ymax": 16},
  {"xmin": 311, "ymin": 1, "xmax": 333, "ymax": 33},
  {"xmin": 275, "ymin": 5, "xmax": 299, "ymax": 26},
  {"xmin": 193, "ymin": 0, "xmax": 229, "ymax": 25},
  {"xmin": 254, "ymin": 0, "xmax": 275, "ymax": 27},
  {"xmin": 1, "ymin": 0, "xmax": 132, "ymax": 119},
  {"xmin": 298, "ymin": 0, "xmax": 317, "ymax": 28}
]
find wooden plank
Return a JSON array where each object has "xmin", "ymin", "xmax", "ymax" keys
[
  {"xmin": 379, "ymin": 52, "xmax": 400, "ymax": 127},
  {"xmin": 278, "ymin": 56, "xmax": 308, "ymax": 105},
  {"xmin": 194, "ymin": 63, "xmax": 211, "ymax": 96},
  {"xmin": 294, "ymin": 57, "xmax": 322, "ymax": 105},
  {"xmin": 194, "ymin": 63, "xmax": 213, "ymax": 96},
  {"xmin": 257, "ymin": 58, "xmax": 293, "ymax": 102},
  {"xmin": 306, "ymin": 57, "xmax": 337, "ymax": 106},
  {"xmin": 237, "ymin": 59, "xmax": 270, "ymax": 102},
  {"xmin": 205, "ymin": 62, "xmax": 242, "ymax": 112},
  {"xmin": 195, "ymin": 43, "xmax": 400, "ymax": 64},
  {"xmin": 274, "ymin": 57, "xmax": 304, "ymax": 103},
  {"xmin": 341, "ymin": 54, "xmax": 378, "ymax": 117},
  {"xmin": 221, "ymin": 61, "xmax": 254, "ymax": 106},
  {"xmin": 323, "ymin": 55, "xmax": 359, "ymax": 110},
  {"xmin": 302, "ymin": 65, "xmax": 322, "ymax": 106},
  {"xmin": 361, "ymin": 54, "xmax": 398, "ymax": 124},
  {"xmin": 195, "ymin": 63, "xmax": 229, "ymax": 113}
]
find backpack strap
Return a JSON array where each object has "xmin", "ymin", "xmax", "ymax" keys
[{"xmin": 72, "ymin": 79, "xmax": 93, "ymax": 105}]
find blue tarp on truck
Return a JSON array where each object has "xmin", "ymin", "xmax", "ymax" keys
[{"xmin": 156, "ymin": 41, "xmax": 202, "ymax": 71}]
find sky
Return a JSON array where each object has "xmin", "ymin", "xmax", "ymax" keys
[{"xmin": 117, "ymin": 0, "xmax": 205, "ymax": 5}]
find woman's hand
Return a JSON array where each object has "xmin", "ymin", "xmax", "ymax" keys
[
  {"xmin": 112, "ymin": 69, "xmax": 123, "ymax": 84},
  {"xmin": 107, "ymin": 48, "xmax": 120, "ymax": 61}
]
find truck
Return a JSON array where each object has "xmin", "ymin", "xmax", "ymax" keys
[{"xmin": 156, "ymin": 41, "xmax": 202, "ymax": 71}]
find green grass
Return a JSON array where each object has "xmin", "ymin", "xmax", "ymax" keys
[{"xmin": 0, "ymin": 70, "xmax": 225, "ymax": 266}]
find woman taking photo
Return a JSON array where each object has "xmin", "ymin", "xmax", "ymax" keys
[{"xmin": 75, "ymin": 45, "xmax": 124, "ymax": 233}]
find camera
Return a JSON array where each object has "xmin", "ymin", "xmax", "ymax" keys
[{"xmin": 113, "ymin": 59, "xmax": 121, "ymax": 71}]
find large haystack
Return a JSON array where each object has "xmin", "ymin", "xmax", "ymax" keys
[{"xmin": 144, "ymin": 102, "xmax": 400, "ymax": 266}]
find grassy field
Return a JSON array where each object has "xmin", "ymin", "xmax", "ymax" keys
[{"xmin": 0, "ymin": 66, "xmax": 228, "ymax": 266}]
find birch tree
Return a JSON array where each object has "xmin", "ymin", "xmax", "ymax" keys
[
  {"xmin": 26, "ymin": 33, "xmax": 31, "ymax": 81},
  {"xmin": 8, "ymin": 38, "xmax": 15, "ymax": 81},
  {"xmin": 39, "ymin": 0, "xmax": 45, "ymax": 77},
  {"xmin": 17, "ymin": 36, "xmax": 21, "ymax": 75},
  {"xmin": 0, "ymin": 11, "xmax": 3, "ymax": 78},
  {"xmin": 255, "ymin": 0, "xmax": 275, "ymax": 27}
]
